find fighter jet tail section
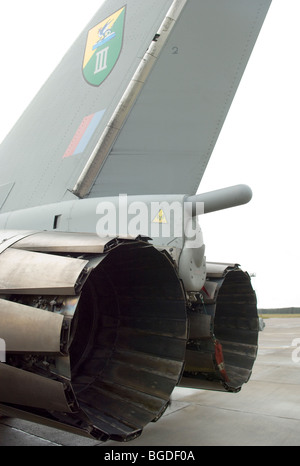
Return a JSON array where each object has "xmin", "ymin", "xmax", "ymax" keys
[
  {"xmin": 0, "ymin": 0, "xmax": 272, "ymax": 213},
  {"xmin": 0, "ymin": 0, "xmax": 271, "ymax": 443}
]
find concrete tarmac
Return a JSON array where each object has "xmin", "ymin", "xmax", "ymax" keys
[{"xmin": 1, "ymin": 317, "xmax": 300, "ymax": 446}]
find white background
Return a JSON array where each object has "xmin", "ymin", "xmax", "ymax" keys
[{"xmin": 0, "ymin": 1, "xmax": 299, "ymax": 308}]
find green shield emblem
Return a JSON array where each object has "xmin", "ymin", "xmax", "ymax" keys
[{"xmin": 83, "ymin": 6, "xmax": 126, "ymax": 86}]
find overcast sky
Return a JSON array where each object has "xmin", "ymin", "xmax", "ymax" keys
[{"xmin": 0, "ymin": 1, "xmax": 299, "ymax": 308}]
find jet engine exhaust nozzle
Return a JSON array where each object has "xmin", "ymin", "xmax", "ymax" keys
[{"xmin": 0, "ymin": 231, "xmax": 187, "ymax": 442}]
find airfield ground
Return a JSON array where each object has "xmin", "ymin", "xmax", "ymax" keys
[{"xmin": 1, "ymin": 317, "xmax": 300, "ymax": 446}]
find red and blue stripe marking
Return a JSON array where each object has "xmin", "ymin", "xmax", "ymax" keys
[{"xmin": 63, "ymin": 109, "xmax": 105, "ymax": 158}]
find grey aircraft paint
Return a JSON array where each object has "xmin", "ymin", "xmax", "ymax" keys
[{"xmin": 0, "ymin": 0, "xmax": 272, "ymax": 443}]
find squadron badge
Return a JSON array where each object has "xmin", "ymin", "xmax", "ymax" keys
[{"xmin": 83, "ymin": 6, "xmax": 126, "ymax": 86}]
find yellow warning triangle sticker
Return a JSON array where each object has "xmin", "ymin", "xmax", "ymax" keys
[{"xmin": 152, "ymin": 209, "xmax": 168, "ymax": 224}]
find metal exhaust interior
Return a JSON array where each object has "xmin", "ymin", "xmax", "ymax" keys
[
  {"xmin": 0, "ymin": 232, "xmax": 259, "ymax": 441},
  {"xmin": 180, "ymin": 263, "xmax": 259, "ymax": 392},
  {"xmin": 0, "ymin": 232, "xmax": 187, "ymax": 442}
]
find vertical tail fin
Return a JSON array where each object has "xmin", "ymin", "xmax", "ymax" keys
[{"xmin": 0, "ymin": 0, "xmax": 272, "ymax": 213}]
